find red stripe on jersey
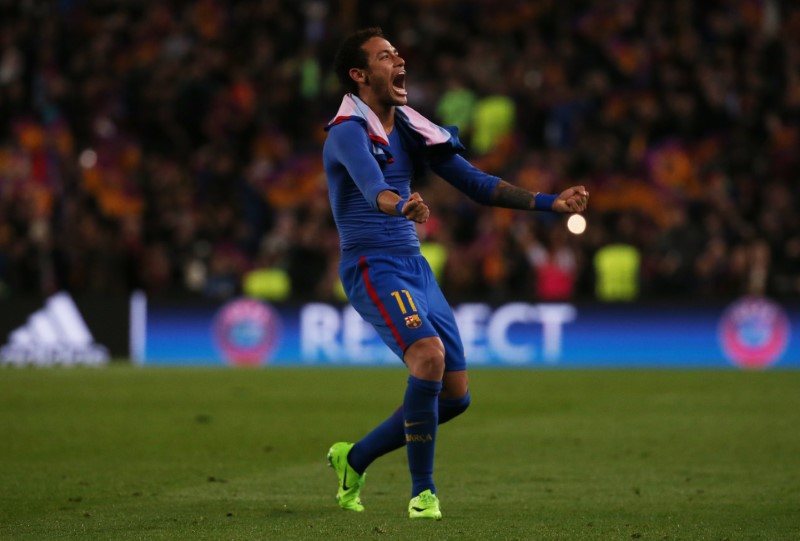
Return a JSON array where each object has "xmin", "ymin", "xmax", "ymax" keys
[{"xmin": 358, "ymin": 256, "xmax": 407, "ymax": 352}]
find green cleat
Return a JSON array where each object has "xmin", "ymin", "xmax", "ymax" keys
[
  {"xmin": 408, "ymin": 489, "xmax": 442, "ymax": 520},
  {"xmin": 327, "ymin": 442, "xmax": 366, "ymax": 512}
]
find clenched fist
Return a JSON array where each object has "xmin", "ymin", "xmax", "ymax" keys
[{"xmin": 552, "ymin": 186, "xmax": 589, "ymax": 214}]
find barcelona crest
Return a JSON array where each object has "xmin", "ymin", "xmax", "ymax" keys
[{"xmin": 405, "ymin": 314, "xmax": 423, "ymax": 329}]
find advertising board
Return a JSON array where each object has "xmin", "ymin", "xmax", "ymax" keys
[{"xmin": 135, "ymin": 296, "xmax": 799, "ymax": 370}]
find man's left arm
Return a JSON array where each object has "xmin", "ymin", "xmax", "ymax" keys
[
  {"xmin": 491, "ymin": 180, "xmax": 589, "ymax": 213},
  {"xmin": 431, "ymin": 154, "xmax": 589, "ymax": 213}
]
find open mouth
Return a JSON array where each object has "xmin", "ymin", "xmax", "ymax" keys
[{"xmin": 392, "ymin": 72, "xmax": 408, "ymax": 96}]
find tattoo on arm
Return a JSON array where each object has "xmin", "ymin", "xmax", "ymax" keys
[{"xmin": 491, "ymin": 180, "xmax": 537, "ymax": 210}]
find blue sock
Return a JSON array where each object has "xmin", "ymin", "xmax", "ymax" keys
[
  {"xmin": 404, "ymin": 375, "xmax": 442, "ymax": 497},
  {"xmin": 348, "ymin": 406, "xmax": 405, "ymax": 474},
  {"xmin": 438, "ymin": 391, "xmax": 470, "ymax": 424},
  {"xmin": 348, "ymin": 390, "xmax": 471, "ymax": 474}
]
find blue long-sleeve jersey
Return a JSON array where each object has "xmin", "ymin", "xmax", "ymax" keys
[{"xmin": 323, "ymin": 120, "xmax": 501, "ymax": 259}]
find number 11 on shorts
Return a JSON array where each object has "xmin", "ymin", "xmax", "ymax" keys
[{"xmin": 391, "ymin": 290, "xmax": 417, "ymax": 314}]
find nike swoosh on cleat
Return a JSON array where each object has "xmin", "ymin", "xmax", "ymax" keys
[
  {"xmin": 342, "ymin": 467, "xmax": 352, "ymax": 490},
  {"xmin": 403, "ymin": 421, "xmax": 425, "ymax": 427},
  {"xmin": 411, "ymin": 507, "xmax": 425, "ymax": 512}
]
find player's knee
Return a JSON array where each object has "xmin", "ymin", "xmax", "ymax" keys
[
  {"xmin": 412, "ymin": 352, "xmax": 445, "ymax": 380},
  {"xmin": 405, "ymin": 339, "xmax": 445, "ymax": 381}
]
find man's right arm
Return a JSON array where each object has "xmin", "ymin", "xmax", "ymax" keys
[
  {"xmin": 327, "ymin": 122, "xmax": 430, "ymax": 221},
  {"xmin": 326, "ymin": 122, "xmax": 398, "ymax": 213},
  {"xmin": 376, "ymin": 190, "xmax": 430, "ymax": 223}
]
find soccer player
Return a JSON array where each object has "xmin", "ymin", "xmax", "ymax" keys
[{"xmin": 323, "ymin": 27, "xmax": 589, "ymax": 520}]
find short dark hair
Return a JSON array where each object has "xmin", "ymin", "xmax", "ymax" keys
[{"xmin": 333, "ymin": 27, "xmax": 385, "ymax": 95}]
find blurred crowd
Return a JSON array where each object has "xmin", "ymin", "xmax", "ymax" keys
[{"xmin": 1, "ymin": 0, "xmax": 799, "ymax": 303}]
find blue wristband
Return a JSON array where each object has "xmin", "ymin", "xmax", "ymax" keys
[
  {"xmin": 535, "ymin": 193, "xmax": 557, "ymax": 211},
  {"xmin": 395, "ymin": 198, "xmax": 408, "ymax": 216}
]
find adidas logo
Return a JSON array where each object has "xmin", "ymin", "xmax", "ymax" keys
[{"xmin": 0, "ymin": 292, "xmax": 109, "ymax": 366}]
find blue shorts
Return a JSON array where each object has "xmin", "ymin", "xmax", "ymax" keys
[{"xmin": 340, "ymin": 254, "xmax": 466, "ymax": 372}]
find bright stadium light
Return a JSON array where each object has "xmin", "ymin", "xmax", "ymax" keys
[{"xmin": 567, "ymin": 214, "xmax": 587, "ymax": 235}]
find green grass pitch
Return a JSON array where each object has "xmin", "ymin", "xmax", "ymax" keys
[{"xmin": 1, "ymin": 366, "xmax": 799, "ymax": 540}]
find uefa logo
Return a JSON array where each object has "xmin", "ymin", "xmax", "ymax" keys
[
  {"xmin": 718, "ymin": 296, "xmax": 790, "ymax": 370},
  {"xmin": 213, "ymin": 299, "xmax": 281, "ymax": 366}
]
